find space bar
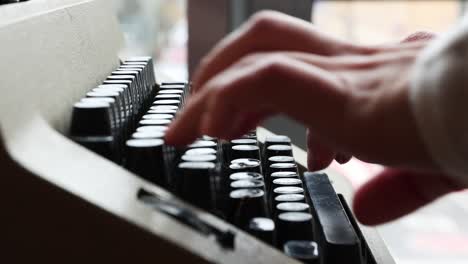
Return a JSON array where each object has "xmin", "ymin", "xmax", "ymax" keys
[{"xmin": 303, "ymin": 172, "xmax": 363, "ymax": 264}]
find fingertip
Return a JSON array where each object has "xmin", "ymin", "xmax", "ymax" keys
[{"xmin": 335, "ymin": 153, "xmax": 352, "ymax": 164}]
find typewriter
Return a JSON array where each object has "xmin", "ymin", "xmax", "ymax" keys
[{"xmin": 0, "ymin": 0, "xmax": 394, "ymax": 263}]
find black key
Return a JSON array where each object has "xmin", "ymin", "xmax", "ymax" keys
[
  {"xmin": 136, "ymin": 126, "xmax": 169, "ymax": 132},
  {"xmin": 79, "ymin": 97, "xmax": 117, "ymax": 133},
  {"xmin": 248, "ymin": 217, "xmax": 275, "ymax": 246},
  {"xmin": 70, "ymin": 101, "xmax": 113, "ymax": 136},
  {"xmin": 276, "ymin": 212, "xmax": 314, "ymax": 248},
  {"xmin": 185, "ymin": 148, "xmax": 217, "ymax": 156},
  {"xmin": 188, "ymin": 140, "xmax": 217, "ymax": 149},
  {"xmin": 273, "ymin": 186, "xmax": 304, "ymax": 196},
  {"xmin": 303, "ymin": 172, "xmax": 362, "ymax": 264},
  {"xmin": 177, "ymin": 161, "xmax": 215, "ymax": 210},
  {"xmin": 147, "ymin": 108, "xmax": 177, "ymax": 115},
  {"xmin": 181, "ymin": 154, "xmax": 217, "ymax": 163},
  {"xmin": 142, "ymin": 114, "xmax": 174, "ymax": 120},
  {"xmin": 273, "ymin": 194, "xmax": 306, "ymax": 212},
  {"xmin": 72, "ymin": 136, "xmax": 115, "ymax": 162},
  {"xmin": 270, "ymin": 171, "xmax": 299, "ymax": 179},
  {"xmin": 266, "ymin": 144, "xmax": 293, "ymax": 158},
  {"xmin": 155, "ymin": 94, "xmax": 182, "ymax": 100},
  {"xmin": 283, "ymin": 241, "xmax": 320, "ymax": 264},
  {"xmin": 139, "ymin": 119, "xmax": 172, "ymax": 127},
  {"xmin": 158, "ymin": 89, "xmax": 185, "ymax": 95},
  {"xmin": 269, "ymin": 162, "xmax": 298, "ymax": 174},
  {"xmin": 230, "ymin": 172, "xmax": 263, "ymax": 181},
  {"xmin": 229, "ymin": 159, "xmax": 262, "ymax": 174},
  {"xmin": 132, "ymin": 131, "xmax": 165, "ymax": 139},
  {"xmin": 231, "ymin": 138, "xmax": 257, "ymax": 145},
  {"xmin": 228, "ymin": 189, "xmax": 267, "ymax": 229},
  {"xmin": 268, "ymin": 155, "xmax": 294, "ymax": 165},
  {"xmin": 231, "ymin": 144, "xmax": 260, "ymax": 161},
  {"xmin": 153, "ymin": 99, "xmax": 181, "ymax": 108},
  {"xmin": 275, "ymin": 202, "xmax": 310, "ymax": 218},
  {"xmin": 125, "ymin": 139, "xmax": 167, "ymax": 187},
  {"xmin": 264, "ymin": 135, "xmax": 291, "ymax": 147},
  {"xmin": 150, "ymin": 105, "xmax": 179, "ymax": 111},
  {"xmin": 230, "ymin": 180, "xmax": 265, "ymax": 190},
  {"xmin": 86, "ymin": 91, "xmax": 124, "ymax": 130}
]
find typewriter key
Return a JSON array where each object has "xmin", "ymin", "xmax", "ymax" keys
[
  {"xmin": 229, "ymin": 172, "xmax": 263, "ymax": 181},
  {"xmin": 230, "ymin": 138, "xmax": 257, "ymax": 145},
  {"xmin": 229, "ymin": 160, "xmax": 262, "ymax": 174},
  {"xmin": 136, "ymin": 126, "xmax": 169, "ymax": 132},
  {"xmin": 177, "ymin": 161, "xmax": 215, "ymax": 210},
  {"xmin": 153, "ymin": 99, "xmax": 181, "ymax": 107},
  {"xmin": 150, "ymin": 105, "xmax": 179, "ymax": 111},
  {"xmin": 125, "ymin": 139, "xmax": 167, "ymax": 187},
  {"xmin": 158, "ymin": 89, "xmax": 184, "ymax": 95},
  {"xmin": 276, "ymin": 212, "xmax": 314, "ymax": 248},
  {"xmin": 70, "ymin": 101, "xmax": 113, "ymax": 136},
  {"xmin": 228, "ymin": 189, "xmax": 267, "ymax": 229},
  {"xmin": 132, "ymin": 131, "xmax": 165, "ymax": 139},
  {"xmin": 142, "ymin": 114, "xmax": 174, "ymax": 120},
  {"xmin": 230, "ymin": 180, "xmax": 265, "ymax": 190},
  {"xmin": 231, "ymin": 144, "xmax": 260, "ymax": 161},
  {"xmin": 248, "ymin": 217, "xmax": 275, "ymax": 245},
  {"xmin": 264, "ymin": 135, "xmax": 291, "ymax": 147},
  {"xmin": 266, "ymin": 144, "xmax": 293, "ymax": 158},
  {"xmin": 283, "ymin": 241, "xmax": 320, "ymax": 264},
  {"xmin": 270, "ymin": 171, "xmax": 299, "ymax": 179},
  {"xmin": 275, "ymin": 202, "xmax": 310, "ymax": 217},
  {"xmin": 72, "ymin": 136, "xmax": 116, "ymax": 162},
  {"xmin": 268, "ymin": 156, "xmax": 294, "ymax": 164},
  {"xmin": 269, "ymin": 163, "xmax": 298, "ymax": 175},
  {"xmin": 139, "ymin": 119, "xmax": 172, "ymax": 127},
  {"xmin": 147, "ymin": 108, "xmax": 177, "ymax": 115},
  {"xmin": 273, "ymin": 194, "xmax": 306, "ymax": 212},
  {"xmin": 185, "ymin": 148, "xmax": 217, "ymax": 156},
  {"xmin": 181, "ymin": 154, "xmax": 217, "ymax": 163},
  {"xmin": 155, "ymin": 94, "xmax": 182, "ymax": 100},
  {"xmin": 188, "ymin": 140, "xmax": 217, "ymax": 149}
]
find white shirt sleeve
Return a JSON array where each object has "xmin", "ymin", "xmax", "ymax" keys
[{"xmin": 410, "ymin": 15, "xmax": 468, "ymax": 186}]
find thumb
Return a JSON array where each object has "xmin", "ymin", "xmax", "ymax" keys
[{"xmin": 353, "ymin": 168, "xmax": 464, "ymax": 226}]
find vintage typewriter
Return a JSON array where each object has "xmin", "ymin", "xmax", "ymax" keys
[{"xmin": 0, "ymin": 0, "xmax": 394, "ymax": 263}]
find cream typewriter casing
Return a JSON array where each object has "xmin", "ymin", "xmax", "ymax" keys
[{"xmin": 0, "ymin": 0, "xmax": 394, "ymax": 263}]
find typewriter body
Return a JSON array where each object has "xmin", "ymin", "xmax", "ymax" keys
[{"xmin": 0, "ymin": 0, "xmax": 394, "ymax": 263}]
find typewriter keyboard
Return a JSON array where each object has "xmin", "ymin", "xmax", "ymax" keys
[{"xmin": 69, "ymin": 57, "xmax": 377, "ymax": 264}]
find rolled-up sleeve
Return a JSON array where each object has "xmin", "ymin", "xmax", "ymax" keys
[{"xmin": 410, "ymin": 15, "xmax": 468, "ymax": 185}]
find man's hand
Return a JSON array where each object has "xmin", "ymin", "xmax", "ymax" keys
[{"xmin": 165, "ymin": 11, "xmax": 465, "ymax": 225}]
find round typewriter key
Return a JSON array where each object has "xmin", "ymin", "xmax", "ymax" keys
[
  {"xmin": 181, "ymin": 154, "xmax": 217, "ymax": 162},
  {"xmin": 276, "ymin": 202, "xmax": 310, "ymax": 215},
  {"xmin": 268, "ymin": 156, "xmax": 294, "ymax": 164},
  {"xmin": 79, "ymin": 98, "xmax": 117, "ymax": 131},
  {"xmin": 248, "ymin": 217, "xmax": 275, "ymax": 245},
  {"xmin": 70, "ymin": 101, "xmax": 113, "ymax": 136},
  {"xmin": 276, "ymin": 212, "xmax": 314, "ymax": 248},
  {"xmin": 150, "ymin": 105, "xmax": 179, "ymax": 111},
  {"xmin": 147, "ymin": 108, "xmax": 177, "ymax": 115},
  {"xmin": 266, "ymin": 144, "xmax": 293, "ymax": 158},
  {"xmin": 231, "ymin": 158, "xmax": 261, "ymax": 165},
  {"xmin": 229, "ymin": 161, "xmax": 262, "ymax": 174},
  {"xmin": 132, "ymin": 131, "xmax": 165, "ymax": 139},
  {"xmin": 158, "ymin": 89, "xmax": 184, "ymax": 95},
  {"xmin": 272, "ymin": 178, "xmax": 303, "ymax": 187},
  {"xmin": 231, "ymin": 138, "xmax": 257, "ymax": 145},
  {"xmin": 271, "ymin": 171, "xmax": 299, "ymax": 179},
  {"xmin": 228, "ymin": 189, "xmax": 267, "ymax": 229},
  {"xmin": 155, "ymin": 94, "xmax": 182, "ymax": 100},
  {"xmin": 202, "ymin": 135, "xmax": 216, "ymax": 141},
  {"xmin": 72, "ymin": 136, "xmax": 116, "ymax": 162},
  {"xmin": 139, "ymin": 119, "xmax": 172, "ymax": 126},
  {"xmin": 230, "ymin": 172, "xmax": 263, "ymax": 181},
  {"xmin": 177, "ymin": 161, "xmax": 215, "ymax": 210},
  {"xmin": 273, "ymin": 186, "xmax": 304, "ymax": 195},
  {"xmin": 142, "ymin": 114, "xmax": 174, "ymax": 120},
  {"xmin": 274, "ymin": 194, "xmax": 306, "ymax": 211},
  {"xmin": 185, "ymin": 148, "xmax": 217, "ymax": 156},
  {"xmin": 136, "ymin": 126, "xmax": 169, "ymax": 132},
  {"xmin": 231, "ymin": 144, "xmax": 260, "ymax": 161},
  {"xmin": 283, "ymin": 241, "xmax": 319, "ymax": 264},
  {"xmin": 230, "ymin": 180, "xmax": 265, "ymax": 189},
  {"xmin": 265, "ymin": 135, "xmax": 291, "ymax": 146},
  {"xmin": 188, "ymin": 140, "xmax": 217, "ymax": 149},
  {"xmin": 125, "ymin": 139, "xmax": 167, "ymax": 187},
  {"xmin": 153, "ymin": 99, "xmax": 181, "ymax": 107},
  {"xmin": 269, "ymin": 163, "xmax": 298, "ymax": 174}
]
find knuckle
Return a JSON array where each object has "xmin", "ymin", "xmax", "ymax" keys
[{"xmin": 248, "ymin": 10, "xmax": 282, "ymax": 34}]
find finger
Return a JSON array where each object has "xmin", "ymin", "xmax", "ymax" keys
[
  {"xmin": 226, "ymin": 110, "xmax": 271, "ymax": 140},
  {"xmin": 192, "ymin": 11, "xmax": 366, "ymax": 92},
  {"xmin": 165, "ymin": 91, "xmax": 208, "ymax": 146},
  {"xmin": 353, "ymin": 168, "xmax": 464, "ymax": 226},
  {"xmin": 196, "ymin": 55, "xmax": 349, "ymax": 143},
  {"xmin": 307, "ymin": 129, "xmax": 336, "ymax": 171},
  {"xmin": 401, "ymin": 31, "xmax": 436, "ymax": 43}
]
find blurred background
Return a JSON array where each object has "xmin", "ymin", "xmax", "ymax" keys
[{"xmin": 114, "ymin": 1, "xmax": 468, "ymax": 263}]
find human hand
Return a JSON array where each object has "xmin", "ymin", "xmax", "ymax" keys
[{"xmin": 165, "ymin": 11, "xmax": 465, "ymax": 225}]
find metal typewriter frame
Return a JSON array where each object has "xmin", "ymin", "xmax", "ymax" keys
[{"xmin": 0, "ymin": 1, "xmax": 394, "ymax": 263}]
